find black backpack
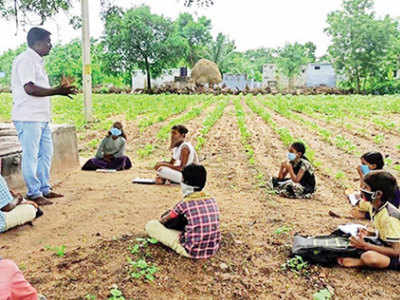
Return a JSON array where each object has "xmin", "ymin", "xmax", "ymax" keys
[{"xmin": 291, "ymin": 230, "xmax": 383, "ymax": 266}]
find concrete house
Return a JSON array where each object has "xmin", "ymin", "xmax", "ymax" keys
[
  {"xmin": 262, "ymin": 63, "xmax": 337, "ymax": 89},
  {"xmin": 222, "ymin": 74, "xmax": 262, "ymax": 91},
  {"xmin": 131, "ymin": 68, "xmax": 191, "ymax": 90}
]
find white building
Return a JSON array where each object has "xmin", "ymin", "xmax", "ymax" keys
[
  {"xmin": 263, "ymin": 63, "xmax": 337, "ymax": 89},
  {"xmin": 131, "ymin": 68, "xmax": 191, "ymax": 90}
]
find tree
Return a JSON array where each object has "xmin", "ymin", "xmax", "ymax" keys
[
  {"xmin": 175, "ymin": 13, "xmax": 212, "ymax": 67},
  {"xmin": 0, "ymin": 44, "xmax": 26, "ymax": 88},
  {"xmin": 0, "ymin": 0, "xmax": 72, "ymax": 28},
  {"xmin": 103, "ymin": 6, "xmax": 186, "ymax": 91},
  {"xmin": 207, "ymin": 33, "xmax": 236, "ymax": 74},
  {"xmin": 183, "ymin": 0, "xmax": 215, "ymax": 6},
  {"xmin": 276, "ymin": 42, "xmax": 312, "ymax": 90},
  {"xmin": 325, "ymin": 0, "xmax": 399, "ymax": 93}
]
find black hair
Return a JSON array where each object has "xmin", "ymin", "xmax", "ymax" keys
[
  {"xmin": 364, "ymin": 171, "xmax": 398, "ymax": 204},
  {"xmin": 172, "ymin": 125, "xmax": 188, "ymax": 136},
  {"xmin": 27, "ymin": 27, "xmax": 51, "ymax": 48},
  {"xmin": 182, "ymin": 164, "xmax": 207, "ymax": 191},
  {"xmin": 361, "ymin": 151, "xmax": 384, "ymax": 170},
  {"xmin": 107, "ymin": 121, "xmax": 127, "ymax": 140},
  {"xmin": 291, "ymin": 142, "xmax": 309, "ymax": 161}
]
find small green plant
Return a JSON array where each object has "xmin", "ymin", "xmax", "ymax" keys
[
  {"xmin": 127, "ymin": 258, "xmax": 158, "ymax": 281},
  {"xmin": 385, "ymin": 157, "xmax": 393, "ymax": 167},
  {"xmin": 85, "ymin": 295, "xmax": 96, "ymax": 300},
  {"xmin": 45, "ymin": 245, "xmax": 66, "ymax": 257},
  {"xmin": 108, "ymin": 286, "xmax": 125, "ymax": 300},
  {"xmin": 335, "ymin": 171, "xmax": 346, "ymax": 180},
  {"xmin": 129, "ymin": 237, "xmax": 158, "ymax": 254},
  {"xmin": 137, "ymin": 144, "xmax": 155, "ymax": 158},
  {"xmin": 373, "ymin": 134, "xmax": 385, "ymax": 145},
  {"xmin": 281, "ymin": 255, "xmax": 309, "ymax": 274},
  {"xmin": 274, "ymin": 225, "xmax": 292, "ymax": 235},
  {"xmin": 313, "ymin": 288, "xmax": 332, "ymax": 300}
]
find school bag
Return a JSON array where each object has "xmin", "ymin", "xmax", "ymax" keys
[{"xmin": 291, "ymin": 229, "xmax": 383, "ymax": 266}]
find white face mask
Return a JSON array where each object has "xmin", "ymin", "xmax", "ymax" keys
[{"xmin": 181, "ymin": 182, "xmax": 198, "ymax": 197}]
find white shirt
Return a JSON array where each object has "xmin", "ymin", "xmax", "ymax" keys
[
  {"xmin": 11, "ymin": 48, "xmax": 51, "ymax": 122},
  {"xmin": 173, "ymin": 142, "xmax": 199, "ymax": 167}
]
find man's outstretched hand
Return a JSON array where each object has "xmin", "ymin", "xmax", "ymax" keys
[{"xmin": 56, "ymin": 84, "xmax": 78, "ymax": 99}]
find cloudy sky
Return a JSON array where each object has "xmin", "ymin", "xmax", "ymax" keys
[{"xmin": 0, "ymin": 0, "xmax": 399, "ymax": 56}]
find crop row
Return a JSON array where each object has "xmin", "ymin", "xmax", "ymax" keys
[
  {"xmin": 256, "ymin": 96, "xmax": 359, "ymax": 155},
  {"xmin": 195, "ymin": 97, "xmax": 229, "ymax": 151},
  {"xmin": 137, "ymin": 98, "xmax": 215, "ymax": 158}
]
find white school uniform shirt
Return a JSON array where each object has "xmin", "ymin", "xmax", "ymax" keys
[
  {"xmin": 11, "ymin": 47, "xmax": 51, "ymax": 122},
  {"xmin": 172, "ymin": 142, "xmax": 199, "ymax": 167}
]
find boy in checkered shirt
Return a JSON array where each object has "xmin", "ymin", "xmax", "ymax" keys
[{"xmin": 146, "ymin": 164, "xmax": 220, "ymax": 259}]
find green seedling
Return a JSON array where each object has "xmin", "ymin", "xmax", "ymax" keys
[
  {"xmin": 127, "ymin": 258, "xmax": 158, "ymax": 281},
  {"xmin": 373, "ymin": 134, "xmax": 385, "ymax": 145},
  {"xmin": 385, "ymin": 157, "xmax": 393, "ymax": 167},
  {"xmin": 45, "ymin": 245, "xmax": 66, "ymax": 257},
  {"xmin": 335, "ymin": 171, "xmax": 346, "ymax": 180},
  {"xmin": 137, "ymin": 144, "xmax": 155, "ymax": 158},
  {"xmin": 85, "ymin": 295, "xmax": 96, "ymax": 300},
  {"xmin": 108, "ymin": 287, "xmax": 125, "ymax": 300},
  {"xmin": 281, "ymin": 255, "xmax": 309, "ymax": 275},
  {"xmin": 274, "ymin": 225, "xmax": 292, "ymax": 235},
  {"xmin": 313, "ymin": 288, "xmax": 332, "ymax": 300},
  {"xmin": 129, "ymin": 237, "xmax": 158, "ymax": 255}
]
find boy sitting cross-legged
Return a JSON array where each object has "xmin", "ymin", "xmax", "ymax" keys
[
  {"xmin": 338, "ymin": 171, "xmax": 400, "ymax": 269},
  {"xmin": 146, "ymin": 164, "xmax": 220, "ymax": 259}
]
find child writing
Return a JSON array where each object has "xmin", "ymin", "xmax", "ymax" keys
[
  {"xmin": 338, "ymin": 171, "xmax": 400, "ymax": 269},
  {"xmin": 271, "ymin": 142, "xmax": 316, "ymax": 199}
]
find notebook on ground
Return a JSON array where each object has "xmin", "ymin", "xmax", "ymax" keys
[{"xmin": 132, "ymin": 178, "xmax": 156, "ymax": 184}]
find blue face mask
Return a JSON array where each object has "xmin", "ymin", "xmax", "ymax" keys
[
  {"xmin": 110, "ymin": 127, "xmax": 122, "ymax": 137},
  {"xmin": 360, "ymin": 164, "xmax": 370, "ymax": 175},
  {"xmin": 287, "ymin": 152, "xmax": 297, "ymax": 161}
]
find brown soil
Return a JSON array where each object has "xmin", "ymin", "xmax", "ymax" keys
[{"xmin": 1, "ymin": 101, "xmax": 400, "ymax": 299}]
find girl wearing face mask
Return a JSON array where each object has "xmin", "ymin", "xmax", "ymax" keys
[
  {"xmin": 270, "ymin": 142, "xmax": 316, "ymax": 199},
  {"xmin": 346, "ymin": 152, "xmax": 396, "ymax": 220},
  {"xmin": 338, "ymin": 171, "xmax": 400, "ymax": 270},
  {"xmin": 154, "ymin": 125, "xmax": 199, "ymax": 185},
  {"xmin": 81, "ymin": 122, "xmax": 132, "ymax": 171}
]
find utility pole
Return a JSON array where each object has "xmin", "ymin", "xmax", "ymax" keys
[{"xmin": 81, "ymin": 0, "xmax": 93, "ymax": 122}]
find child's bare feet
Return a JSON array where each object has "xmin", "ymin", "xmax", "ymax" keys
[
  {"xmin": 337, "ymin": 257, "xmax": 363, "ymax": 268},
  {"xmin": 155, "ymin": 176, "xmax": 165, "ymax": 185}
]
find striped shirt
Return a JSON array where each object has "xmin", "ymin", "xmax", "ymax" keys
[
  {"xmin": 173, "ymin": 192, "xmax": 220, "ymax": 259},
  {"xmin": 0, "ymin": 176, "xmax": 13, "ymax": 232}
]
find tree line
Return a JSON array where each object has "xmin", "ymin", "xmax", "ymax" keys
[{"xmin": 0, "ymin": 0, "xmax": 399, "ymax": 94}]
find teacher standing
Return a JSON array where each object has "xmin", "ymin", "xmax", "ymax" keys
[{"xmin": 11, "ymin": 27, "xmax": 77, "ymax": 206}]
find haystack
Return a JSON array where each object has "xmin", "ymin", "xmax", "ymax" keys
[{"xmin": 191, "ymin": 59, "xmax": 222, "ymax": 85}]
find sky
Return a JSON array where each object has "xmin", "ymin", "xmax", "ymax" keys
[{"xmin": 0, "ymin": 0, "xmax": 399, "ymax": 56}]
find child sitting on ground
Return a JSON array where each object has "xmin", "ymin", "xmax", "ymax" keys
[
  {"xmin": 338, "ymin": 171, "xmax": 400, "ymax": 269},
  {"xmin": 146, "ymin": 164, "xmax": 220, "ymax": 259},
  {"xmin": 0, "ymin": 258, "xmax": 43, "ymax": 299},
  {"xmin": 81, "ymin": 122, "xmax": 132, "ymax": 171},
  {"xmin": 270, "ymin": 142, "xmax": 316, "ymax": 199},
  {"xmin": 0, "ymin": 162, "xmax": 42, "ymax": 233},
  {"xmin": 347, "ymin": 152, "xmax": 400, "ymax": 220}
]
